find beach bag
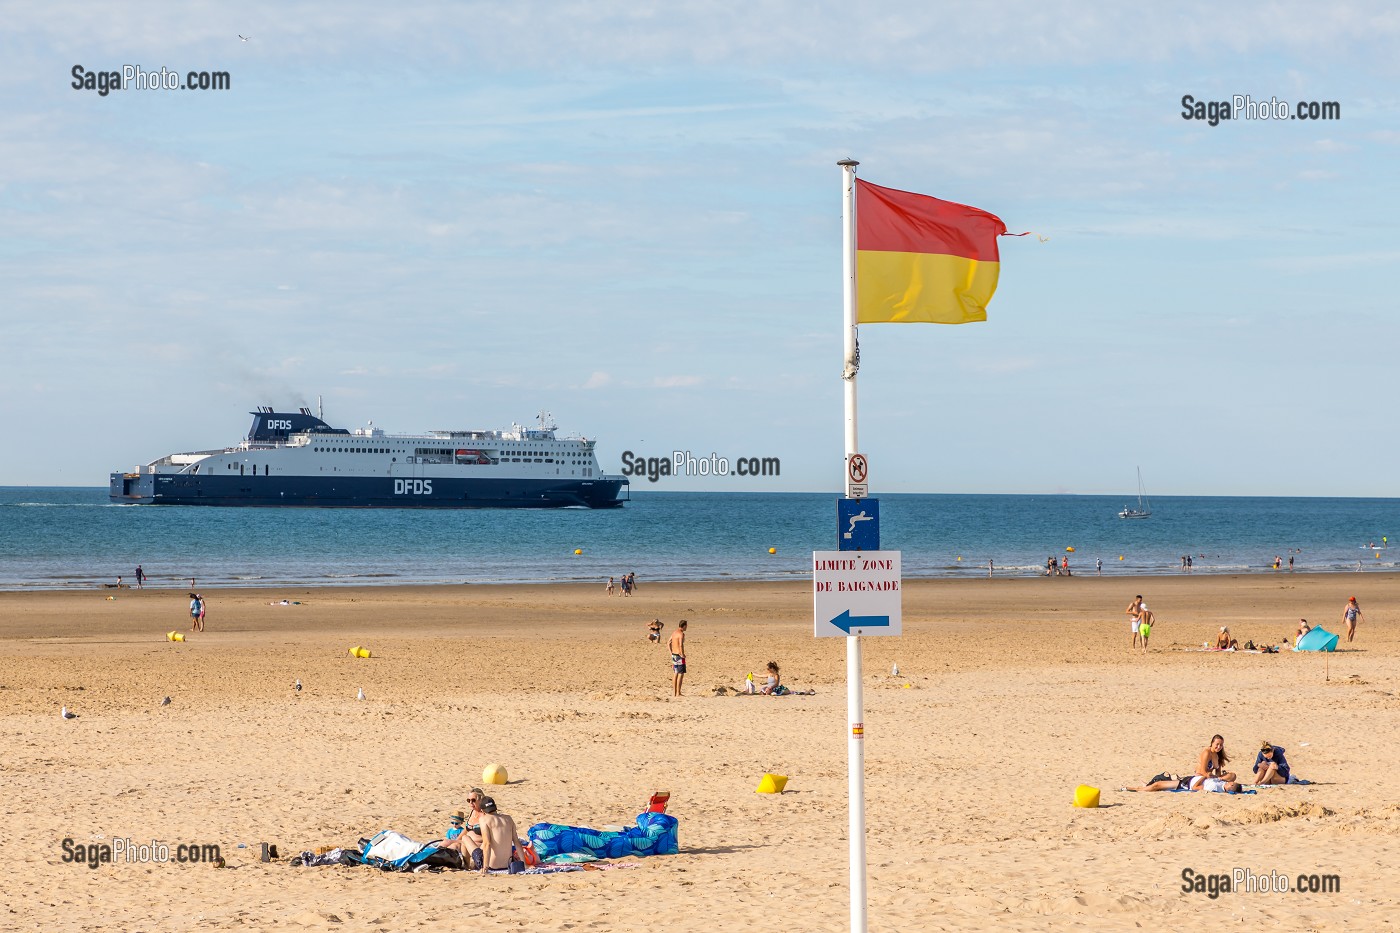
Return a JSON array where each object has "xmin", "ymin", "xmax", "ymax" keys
[{"xmin": 518, "ymin": 838, "xmax": 540, "ymax": 868}]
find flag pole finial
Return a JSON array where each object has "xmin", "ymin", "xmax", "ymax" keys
[{"xmin": 837, "ymin": 158, "xmax": 859, "ymax": 167}]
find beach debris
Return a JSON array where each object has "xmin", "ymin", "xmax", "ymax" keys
[
  {"xmin": 890, "ymin": 663, "xmax": 899, "ymax": 676},
  {"xmin": 294, "ymin": 679, "xmax": 302, "ymax": 692},
  {"xmin": 61, "ymin": 706, "xmax": 77, "ymax": 720},
  {"xmin": 356, "ymin": 687, "xmax": 365, "ymax": 701},
  {"xmin": 160, "ymin": 696, "xmax": 171, "ymax": 706}
]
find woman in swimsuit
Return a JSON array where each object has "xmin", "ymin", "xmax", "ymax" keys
[
  {"xmin": 760, "ymin": 661, "xmax": 780, "ymax": 695},
  {"xmin": 1197, "ymin": 734, "xmax": 1236, "ymax": 782},
  {"xmin": 1342, "ymin": 597, "xmax": 1363, "ymax": 643}
]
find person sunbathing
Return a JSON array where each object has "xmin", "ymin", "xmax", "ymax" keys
[
  {"xmin": 1197, "ymin": 734, "xmax": 1237, "ymax": 782},
  {"xmin": 760, "ymin": 661, "xmax": 781, "ymax": 695},
  {"xmin": 476, "ymin": 796, "xmax": 525, "ymax": 874},
  {"xmin": 1124, "ymin": 773, "xmax": 1244, "ymax": 793},
  {"xmin": 1214, "ymin": 627, "xmax": 1237, "ymax": 649}
]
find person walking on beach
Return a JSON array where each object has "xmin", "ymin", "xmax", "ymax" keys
[
  {"xmin": 1096, "ymin": 558, "xmax": 1102, "ymax": 576},
  {"xmin": 135, "ymin": 565, "xmax": 145, "ymax": 588},
  {"xmin": 606, "ymin": 576, "xmax": 615, "ymax": 596},
  {"xmin": 669, "ymin": 620, "xmax": 688, "ymax": 696},
  {"xmin": 987, "ymin": 559, "xmax": 994, "ymax": 577},
  {"xmin": 1288, "ymin": 554, "xmax": 1294, "ymax": 572},
  {"xmin": 1126, "ymin": 595, "xmax": 1143, "ymax": 650},
  {"xmin": 189, "ymin": 593, "xmax": 203, "ymax": 633},
  {"xmin": 1137, "ymin": 606, "xmax": 1154, "ymax": 654},
  {"xmin": 1342, "ymin": 596, "xmax": 1363, "ymax": 643}
]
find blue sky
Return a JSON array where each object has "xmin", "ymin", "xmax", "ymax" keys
[{"xmin": 2, "ymin": 1, "xmax": 1397, "ymax": 495}]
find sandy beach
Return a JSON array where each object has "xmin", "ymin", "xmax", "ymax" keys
[{"xmin": 2, "ymin": 573, "xmax": 1395, "ymax": 931}]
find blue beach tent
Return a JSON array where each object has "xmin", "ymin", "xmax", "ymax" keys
[{"xmin": 1294, "ymin": 627, "xmax": 1339, "ymax": 652}]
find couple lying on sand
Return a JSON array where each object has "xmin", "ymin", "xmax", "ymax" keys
[{"xmin": 1124, "ymin": 734, "xmax": 1298, "ymax": 794}]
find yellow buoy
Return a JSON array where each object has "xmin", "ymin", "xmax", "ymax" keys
[
  {"xmin": 1073, "ymin": 785, "xmax": 1101, "ymax": 808},
  {"xmin": 956, "ymin": 556, "xmax": 961, "ymax": 561},
  {"xmin": 755, "ymin": 773, "xmax": 788, "ymax": 794},
  {"xmin": 1066, "ymin": 546, "xmax": 1075, "ymax": 552},
  {"xmin": 167, "ymin": 631, "xmax": 185, "ymax": 642},
  {"xmin": 1118, "ymin": 556, "xmax": 1124, "ymax": 561},
  {"xmin": 768, "ymin": 547, "xmax": 776, "ymax": 555},
  {"xmin": 482, "ymin": 763, "xmax": 508, "ymax": 785},
  {"xmin": 357, "ymin": 647, "xmax": 372, "ymax": 659},
  {"xmin": 574, "ymin": 548, "xmax": 582, "ymax": 555}
]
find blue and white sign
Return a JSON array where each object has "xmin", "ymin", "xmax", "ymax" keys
[
  {"xmin": 837, "ymin": 497, "xmax": 879, "ymax": 551},
  {"xmin": 813, "ymin": 550, "xmax": 902, "ymax": 637}
]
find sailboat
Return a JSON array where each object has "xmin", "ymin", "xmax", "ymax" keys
[{"xmin": 1118, "ymin": 468, "xmax": 1151, "ymax": 519}]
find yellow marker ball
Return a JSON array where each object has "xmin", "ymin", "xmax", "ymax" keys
[
  {"xmin": 574, "ymin": 548, "xmax": 582, "ymax": 555},
  {"xmin": 1119, "ymin": 556, "xmax": 1124, "ymax": 561},
  {"xmin": 1066, "ymin": 546, "xmax": 1075, "ymax": 552},
  {"xmin": 956, "ymin": 556, "xmax": 961, "ymax": 561},
  {"xmin": 768, "ymin": 547, "xmax": 776, "ymax": 555}
]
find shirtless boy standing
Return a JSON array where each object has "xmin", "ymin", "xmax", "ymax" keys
[{"xmin": 668, "ymin": 620, "xmax": 688, "ymax": 696}]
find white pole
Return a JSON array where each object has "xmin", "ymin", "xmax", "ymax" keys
[{"xmin": 838, "ymin": 157, "xmax": 867, "ymax": 933}]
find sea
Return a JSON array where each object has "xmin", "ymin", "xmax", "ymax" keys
[{"xmin": 0, "ymin": 488, "xmax": 1396, "ymax": 591}]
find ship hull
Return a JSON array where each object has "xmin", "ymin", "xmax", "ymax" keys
[{"xmin": 109, "ymin": 472, "xmax": 627, "ymax": 509}]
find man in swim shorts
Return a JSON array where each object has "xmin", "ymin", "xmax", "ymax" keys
[
  {"xmin": 476, "ymin": 796, "xmax": 524, "ymax": 874},
  {"xmin": 669, "ymin": 620, "xmax": 687, "ymax": 696},
  {"xmin": 1126, "ymin": 595, "xmax": 1143, "ymax": 649},
  {"xmin": 1137, "ymin": 607, "xmax": 1154, "ymax": 654}
]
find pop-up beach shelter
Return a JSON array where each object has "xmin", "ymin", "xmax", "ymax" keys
[{"xmin": 1295, "ymin": 627, "xmax": 1339, "ymax": 652}]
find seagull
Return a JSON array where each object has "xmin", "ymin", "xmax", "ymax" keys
[
  {"xmin": 356, "ymin": 687, "xmax": 365, "ymax": 701},
  {"xmin": 61, "ymin": 706, "xmax": 77, "ymax": 719},
  {"xmin": 294, "ymin": 679, "xmax": 302, "ymax": 692},
  {"xmin": 160, "ymin": 696, "xmax": 171, "ymax": 707},
  {"xmin": 238, "ymin": 35, "xmax": 250, "ymax": 42}
]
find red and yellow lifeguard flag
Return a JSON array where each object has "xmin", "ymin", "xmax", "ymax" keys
[{"xmin": 856, "ymin": 179, "xmax": 1008, "ymax": 324}]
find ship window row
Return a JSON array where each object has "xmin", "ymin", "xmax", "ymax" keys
[{"xmin": 313, "ymin": 447, "xmax": 397, "ymax": 454}]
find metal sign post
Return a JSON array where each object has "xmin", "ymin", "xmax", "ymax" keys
[{"xmin": 838, "ymin": 157, "xmax": 867, "ymax": 933}]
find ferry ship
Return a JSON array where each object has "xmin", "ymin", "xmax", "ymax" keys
[{"xmin": 109, "ymin": 407, "xmax": 629, "ymax": 509}]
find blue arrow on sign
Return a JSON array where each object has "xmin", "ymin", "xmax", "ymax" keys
[{"xmin": 829, "ymin": 610, "xmax": 891, "ymax": 633}]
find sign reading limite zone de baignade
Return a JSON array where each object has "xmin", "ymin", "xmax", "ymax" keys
[{"xmin": 812, "ymin": 550, "xmax": 902, "ymax": 637}]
